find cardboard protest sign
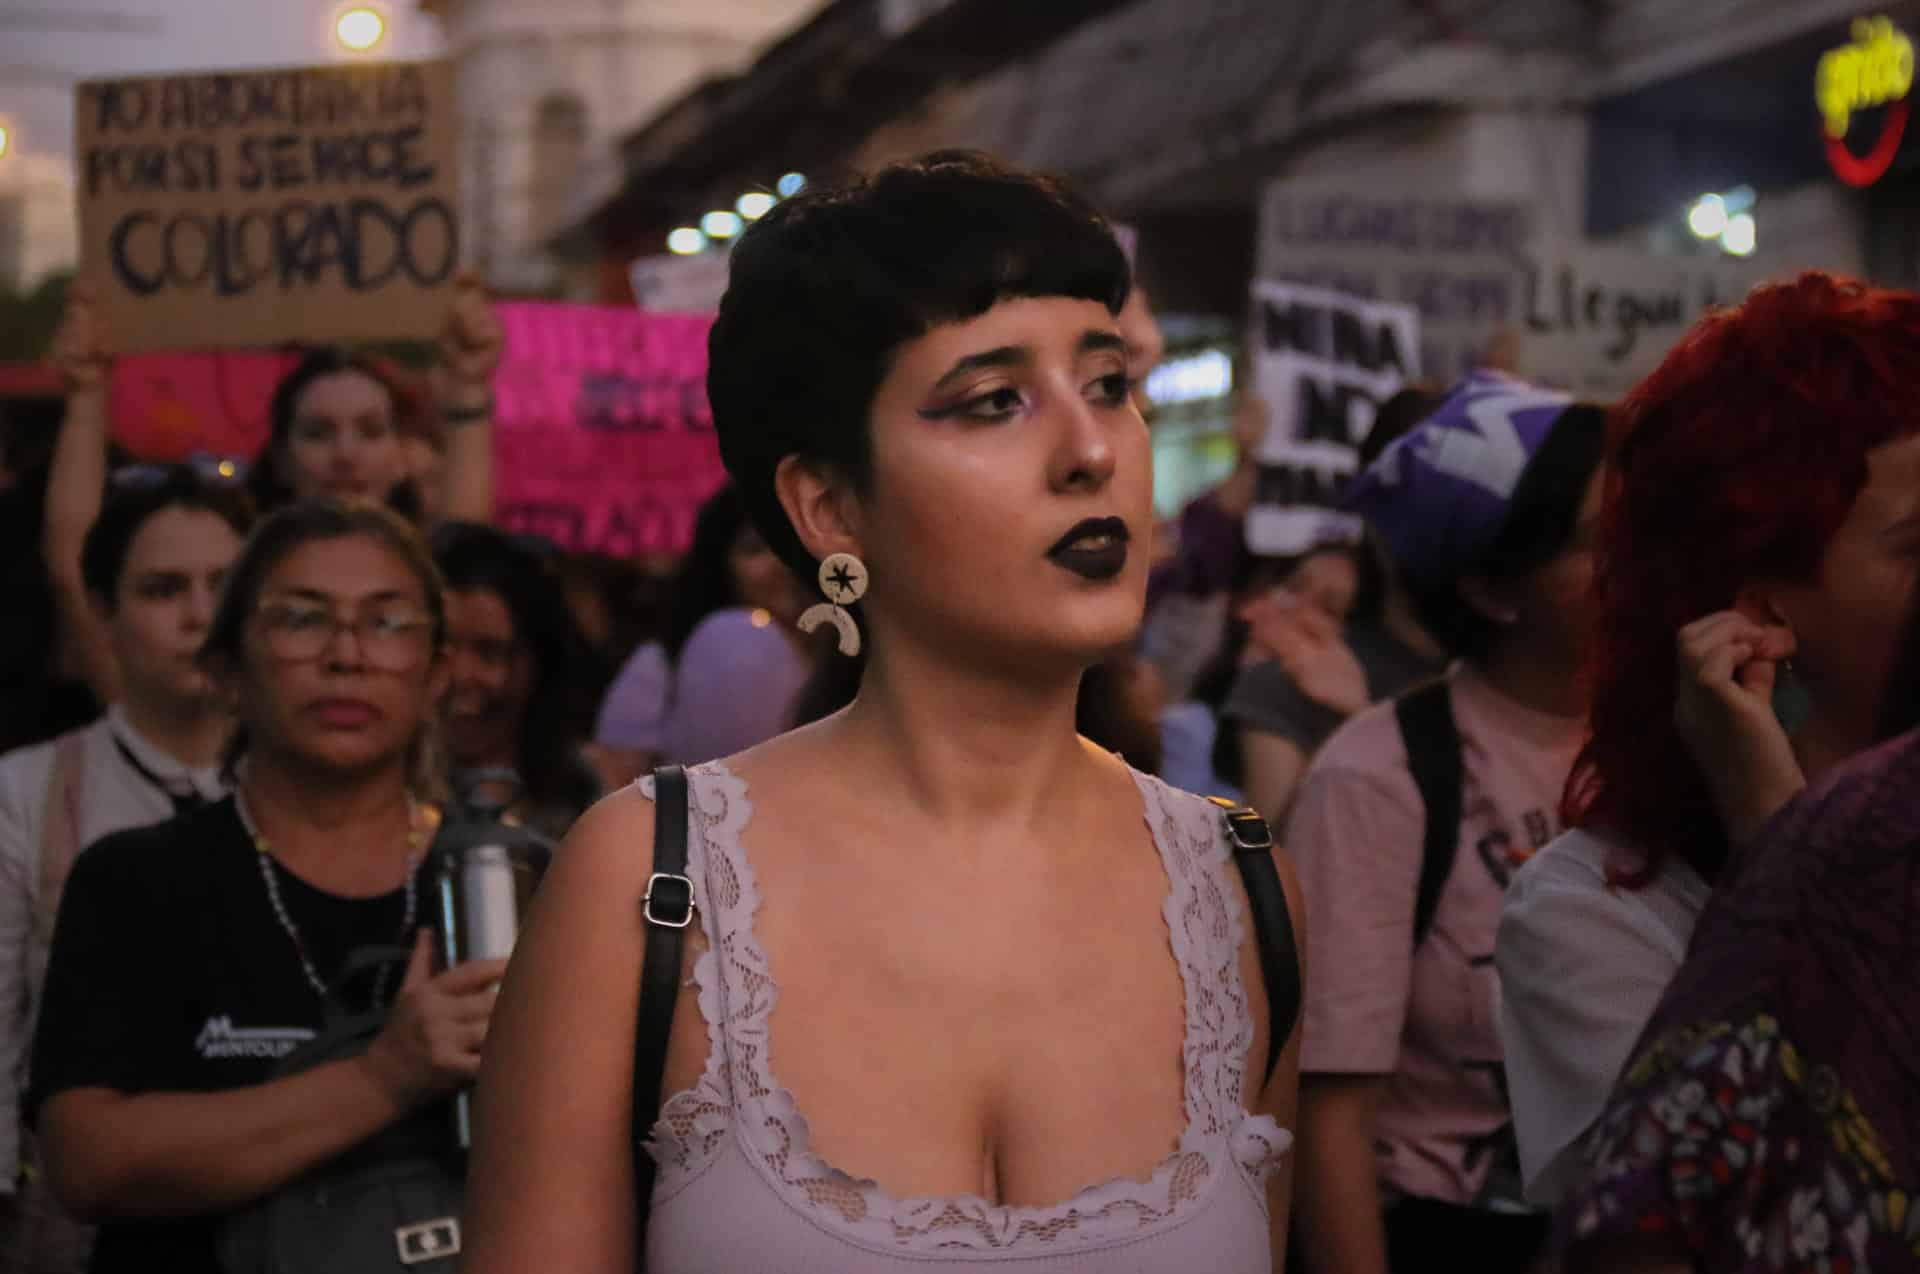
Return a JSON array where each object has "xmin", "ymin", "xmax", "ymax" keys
[
  {"xmin": 1516, "ymin": 243, "xmax": 1767, "ymax": 398},
  {"xmin": 1257, "ymin": 181, "xmax": 1528, "ymax": 383},
  {"xmin": 75, "ymin": 60, "xmax": 459, "ymax": 353},
  {"xmin": 1247, "ymin": 280, "xmax": 1419, "ymax": 557},
  {"xmin": 106, "ymin": 302, "xmax": 723, "ymax": 557}
]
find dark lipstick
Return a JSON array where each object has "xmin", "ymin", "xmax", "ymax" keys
[{"xmin": 1046, "ymin": 517, "xmax": 1130, "ymax": 581}]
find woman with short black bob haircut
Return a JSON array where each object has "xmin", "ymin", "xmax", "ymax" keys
[{"xmin": 469, "ymin": 151, "xmax": 1305, "ymax": 1271}]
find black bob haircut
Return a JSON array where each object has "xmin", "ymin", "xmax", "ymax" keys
[
  {"xmin": 707, "ymin": 150, "xmax": 1132, "ymax": 581},
  {"xmin": 82, "ymin": 467, "xmax": 256, "ymax": 610},
  {"xmin": 1405, "ymin": 401, "xmax": 1609, "ymax": 659}
]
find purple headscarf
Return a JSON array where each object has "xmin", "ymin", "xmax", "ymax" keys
[{"xmin": 1345, "ymin": 370, "xmax": 1572, "ymax": 583}]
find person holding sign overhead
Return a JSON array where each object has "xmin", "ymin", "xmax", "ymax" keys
[{"xmin": 40, "ymin": 272, "xmax": 503, "ymax": 706}]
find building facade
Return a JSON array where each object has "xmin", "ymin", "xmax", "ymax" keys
[{"xmin": 423, "ymin": 0, "xmax": 823, "ymax": 294}]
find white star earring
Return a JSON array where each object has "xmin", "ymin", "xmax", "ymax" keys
[{"xmin": 797, "ymin": 552, "xmax": 868, "ymax": 656}]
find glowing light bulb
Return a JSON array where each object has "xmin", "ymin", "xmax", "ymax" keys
[
  {"xmin": 776, "ymin": 172, "xmax": 807, "ymax": 198},
  {"xmin": 667, "ymin": 227, "xmax": 707, "ymax": 256},
  {"xmin": 335, "ymin": 6, "xmax": 387, "ymax": 52},
  {"xmin": 1687, "ymin": 193, "xmax": 1728, "ymax": 240},
  {"xmin": 736, "ymin": 191, "xmax": 776, "ymax": 220},
  {"xmin": 701, "ymin": 210, "xmax": 743, "ymax": 239},
  {"xmin": 1722, "ymin": 213, "xmax": 1756, "ymax": 257}
]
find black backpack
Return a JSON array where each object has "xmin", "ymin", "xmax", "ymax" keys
[{"xmin": 1394, "ymin": 679, "xmax": 1465, "ymax": 949}]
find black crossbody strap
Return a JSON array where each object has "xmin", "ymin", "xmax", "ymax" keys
[
  {"xmin": 632, "ymin": 766, "xmax": 694, "ymax": 1265},
  {"xmin": 1395, "ymin": 680, "xmax": 1463, "ymax": 950},
  {"xmin": 1209, "ymin": 799, "xmax": 1300, "ymax": 1086}
]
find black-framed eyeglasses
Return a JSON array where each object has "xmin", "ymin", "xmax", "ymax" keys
[{"xmin": 253, "ymin": 600, "xmax": 436, "ymax": 671}]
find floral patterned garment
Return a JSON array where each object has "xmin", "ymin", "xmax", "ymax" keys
[{"xmin": 1561, "ymin": 729, "xmax": 1920, "ymax": 1274}]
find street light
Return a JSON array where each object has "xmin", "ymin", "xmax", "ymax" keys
[
  {"xmin": 1686, "ymin": 194, "xmax": 1727, "ymax": 240},
  {"xmin": 701, "ymin": 210, "xmax": 743, "ymax": 240},
  {"xmin": 1722, "ymin": 213, "xmax": 1757, "ymax": 257},
  {"xmin": 335, "ymin": 6, "xmax": 387, "ymax": 53}
]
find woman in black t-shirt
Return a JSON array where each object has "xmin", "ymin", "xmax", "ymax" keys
[{"xmin": 30, "ymin": 501, "xmax": 505, "ymax": 1274}]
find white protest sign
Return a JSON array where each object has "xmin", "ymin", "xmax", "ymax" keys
[
  {"xmin": 628, "ymin": 250, "xmax": 731, "ymax": 313},
  {"xmin": 1247, "ymin": 280, "xmax": 1419, "ymax": 557},
  {"xmin": 1257, "ymin": 181, "xmax": 1529, "ymax": 383},
  {"xmin": 1516, "ymin": 243, "xmax": 1768, "ymax": 397}
]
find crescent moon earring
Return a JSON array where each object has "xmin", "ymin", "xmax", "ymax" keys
[{"xmin": 797, "ymin": 551, "xmax": 868, "ymax": 656}]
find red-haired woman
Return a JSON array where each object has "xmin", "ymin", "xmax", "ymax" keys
[{"xmin": 1495, "ymin": 272, "xmax": 1920, "ymax": 1208}]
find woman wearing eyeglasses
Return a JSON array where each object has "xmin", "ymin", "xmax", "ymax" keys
[
  {"xmin": 27, "ymin": 502, "xmax": 505, "ymax": 1274},
  {"xmin": 39, "ymin": 277, "xmax": 503, "ymax": 707}
]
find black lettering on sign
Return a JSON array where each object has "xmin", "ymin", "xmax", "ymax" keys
[
  {"xmin": 1523, "ymin": 264, "xmax": 1691, "ymax": 363},
  {"xmin": 499, "ymin": 498, "xmax": 695, "ymax": 556},
  {"xmin": 1296, "ymin": 378, "xmax": 1377, "ymax": 447},
  {"xmin": 136, "ymin": 65, "xmax": 432, "ymax": 134},
  {"xmin": 85, "ymin": 81, "xmax": 153, "ymax": 133},
  {"xmin": 105, "ymin": 196, "xmax": 459, "ymax": 299},
  {"xmin": 575, "ymin": 374, "xmax": 711, "ymax": 432},
  {"xmin": 308, "ymin": 126, "xmax": 436, "ymax": 189},
  {"xmin": 1261, "ymin": 298, "xmax": 1408, "ymax": 373},
  {"xmin": 82, "ymin": 142, "xmax": 222, "ymax": 197},
  {"xmin": 268, "ymin": 133, "xmax": 306, "ymax": 189}
]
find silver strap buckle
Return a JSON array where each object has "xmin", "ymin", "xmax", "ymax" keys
[
  {"xmin": 396, "ymin": 1218, "xmax": 461, "ymax": 1264},
  {"xmin": 644, "ymin": 872, "xmax": 696, "ymax": 929}
]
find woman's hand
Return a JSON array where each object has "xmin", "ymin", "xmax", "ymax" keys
[
  {"xmin": 361, "ymin": 931, "xmax": 508, "ymax": 1109},
  {"xmin": 1241, "ymin": 591, "xmax": 1368, "ymax": 718},
  {"xmin": 50, "ymin": 282, "xmax": 112, "ymax": 395},
  {"xmin": 1672, "ymin": 610, "xmax": 1806, "ymax": 844},
  {"xmin": 435, "ymin": 271, "xmax": 504, "ymax": 395}
]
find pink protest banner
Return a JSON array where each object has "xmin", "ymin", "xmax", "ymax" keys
[
  {"xmin": 491, "ymin": 302, "xmax": 723, "ymax": 557},
  {"xmin": 103, "ymin": 301, "xmax": 723, "ymax": 557}
]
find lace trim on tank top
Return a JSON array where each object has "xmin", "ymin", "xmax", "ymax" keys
[{"xmin": 639, "ymin": 764, "xmax": 1292, "ymax": 1253}]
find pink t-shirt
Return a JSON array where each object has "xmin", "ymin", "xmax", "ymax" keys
[{"xmin": 1282, "ymin": 663, "xmax": 1584, "ymax": 1207}]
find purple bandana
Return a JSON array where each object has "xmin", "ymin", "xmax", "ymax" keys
[{"xmin": 1345, "ymin": 370, "xmax": 1573, "ymax": 585}]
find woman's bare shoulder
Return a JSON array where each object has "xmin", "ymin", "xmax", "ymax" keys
[{"xmin": 547, "ymin": 782, "xmax": 660, "ymax": 897}]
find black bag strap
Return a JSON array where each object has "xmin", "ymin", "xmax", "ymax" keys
[
  {"xmin": 632, "ymin": 765, "xmax": 694, "ymax": 1265},
  {"xmin": 1394, "ymin": 679, "xmax": 1463, "ymax": 950},
  {"xmin": 1208, "ymin": 799, "xmax": 1300, "ymax": 1086}
]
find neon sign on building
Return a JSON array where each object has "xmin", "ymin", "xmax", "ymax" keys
[{"xmin": 1817, "ymin": 15, "xmax": 1915, "ymax": 187}]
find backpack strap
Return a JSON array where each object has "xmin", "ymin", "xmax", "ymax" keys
[
  {"xmin": 631, "ymin": 766, "xmax": 694, "ymax": 1263},
  {"xmin": 1394, "ymin": 679, "xmax": 1463, "ymax": 950},
  {"xmin": 1208, "ymin": 798, "xmax": 1300, "ymax": 1086}
]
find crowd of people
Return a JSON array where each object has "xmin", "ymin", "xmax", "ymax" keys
[{"xmin": 0, "ymin": 147, "xmax": 1911, "ymax": 1274}]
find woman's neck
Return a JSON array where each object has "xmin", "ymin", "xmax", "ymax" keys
[
  {"xmin": 240, "ymin": 749, "xmax": 418, "ymax": 893},
  {"xmin": 118, "ymin": 691, "xmax": 230, "ymax": 770},
  {"xmin": 1476, "ymin": 633, "xmax": 1587, "ymax": 720},
  {"xmin": 829, "ymin": 634, "xmax": 1105, "ymax": 838}
]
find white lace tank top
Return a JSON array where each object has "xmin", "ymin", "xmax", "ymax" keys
[{"xmin": 638, "ymin": 763, "xmax": 1291, "ymax": 1271}]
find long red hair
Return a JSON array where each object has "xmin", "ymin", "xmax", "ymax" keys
[{"xmin": 1564, "ymin": 272, "xmax": 1920, "ymax": 885}]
